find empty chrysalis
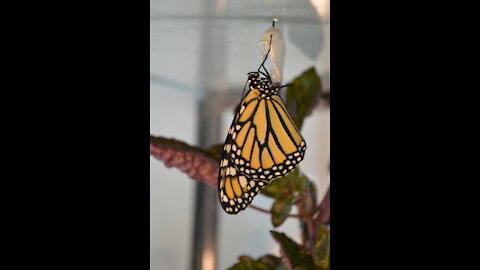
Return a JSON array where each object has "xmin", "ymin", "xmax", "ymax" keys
[{"xmin": 258, "ymin": 18, "xmax": 286, "ymax": 83}]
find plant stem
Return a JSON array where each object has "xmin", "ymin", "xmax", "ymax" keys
[{"xmin": 249, "ymin": 204, "xmax": 310, "ymax": 218}]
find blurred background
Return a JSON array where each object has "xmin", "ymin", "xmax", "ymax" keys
[{"xmin": 150, "ymin": 0, "xmax": 330, "ymax": 269}]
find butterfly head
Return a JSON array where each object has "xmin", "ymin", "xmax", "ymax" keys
[
  {"xmin": 247, "ymin": 71, "xmax": 260, "ymax": 79},
  {"xmin": 247, "ymin": 72, "xmax": 273, "ymax": 93}
]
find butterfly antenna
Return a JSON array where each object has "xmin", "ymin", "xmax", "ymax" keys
[{"xmin": 240, "ymin": 78, "xmax": 249, "ymax": 100}]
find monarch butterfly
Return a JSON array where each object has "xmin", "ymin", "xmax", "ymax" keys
[{"xmin": 218, "ymin": 31, "xmax": 307, "ymax": 215}]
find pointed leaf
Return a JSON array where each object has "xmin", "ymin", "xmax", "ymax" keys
[
  {"xmin": 286, "ymin": 67, "xmax": 322, "ymax": 129},
  {"xmin": 238, "ymin": 255, "xmax": 254, "ymax": 262},
  {"xmin": 291, "ymin": 171, "xmax": 307, "ymax": 195},
  {"xmin": 271, "ymin": 197, "xmax": 294, "ymax": 227},
  {"xmin": 270, "ymin": 231, "xmax": 316, "ymax": 269},
  {"xmin": 260, "ymin": 174, "xmax": 291, "ymax": 199},
  {"xmin": 260, "ymin": 169, "xmax": 302, "ymax": 199},
  {"xmin": 228, "ymin": 260, "xmax": 274, "ymax": 270},
  {"xmin": 256, "ymin": 255, "xmax": 286, "ymax": 269},
  {"xmin": 313, "ymin": 225, "xmax": 330, "ymax": 269}
]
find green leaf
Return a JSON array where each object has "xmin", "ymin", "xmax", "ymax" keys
[
  {"xmin": 227, "ymin": 260, "xmax": 274, "ymax": 270},
  {"xmin": 271, "ymin": 197, "xmax": 294, "ymax": 227},
  {"xmin": 260, "ymin": 174, "xmax": 292, "ymax": 199},
  {"xmin": 286, "ymin": 67, "xmax": 322, "ymax": 129},
  {"xmin": 291, "ymin": 171, "xmax": 308, "ymax": 195},
  {"xmin": 313, "ymin": 225, "xmax": 330, "ymax": 269},
  {"xmin": 238, "ymin": 255, "xmax": 254, "ymax": 262},
  {"xmin": 256, "ymin": 255, "xmax": 286, "ymax": 269},
  {"xmin": 270, "ymin": 231, "xmax": 316, "ymax": 269},
  {"xmin": 261, "ymin": 169, "xmax": 303, "ymax": 199}
]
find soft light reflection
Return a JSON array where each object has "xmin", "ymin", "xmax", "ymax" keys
[
  {"xmin": 310, "ymin": 0, "xmax": 330, "ymax": 18},
  {"xmin": 202, "ymin": 248, "xmax": 215, "ymax": 270},
  {"xmin": 216, "ymin": 0, "xmax": 226, "ymax": 12}
]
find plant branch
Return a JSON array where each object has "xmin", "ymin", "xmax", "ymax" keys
[
  {"xmin": 249, "ymin": 205, "xmax": 311, "ymax": 218},
  {"xmin": 150, "ymin": 135, "xmax": 219, "ymax": 188},
  {"xmin": 314, "ymin": 187, "xmax": 330, "ymax": 226}
]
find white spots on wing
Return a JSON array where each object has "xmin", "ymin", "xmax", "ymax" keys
[{"xmin": 239, "ymin": 176, "xmax": 247, "ymax": 187}]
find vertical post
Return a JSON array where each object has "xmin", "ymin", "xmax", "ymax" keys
[
  {"xmin": 191, "ymin": 97, "xmax": 221, "ymax": 270},
  {"xmin": 191, "ymin": 0, "xmax": 227, "ymax": 269}
]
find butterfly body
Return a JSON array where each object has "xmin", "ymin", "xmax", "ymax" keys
[{"xmin": 218, "ymin": 71, "xmax": 307, "ymax": 214}]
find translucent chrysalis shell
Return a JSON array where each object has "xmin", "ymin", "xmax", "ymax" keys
[{"xmin": 258, "ymin": 19, "xmax": 286, "ymax": 84}]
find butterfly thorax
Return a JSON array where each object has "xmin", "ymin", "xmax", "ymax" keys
[{"xmin": 247, "ymin": 72, "xmax": 279, "ymax": 99}]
